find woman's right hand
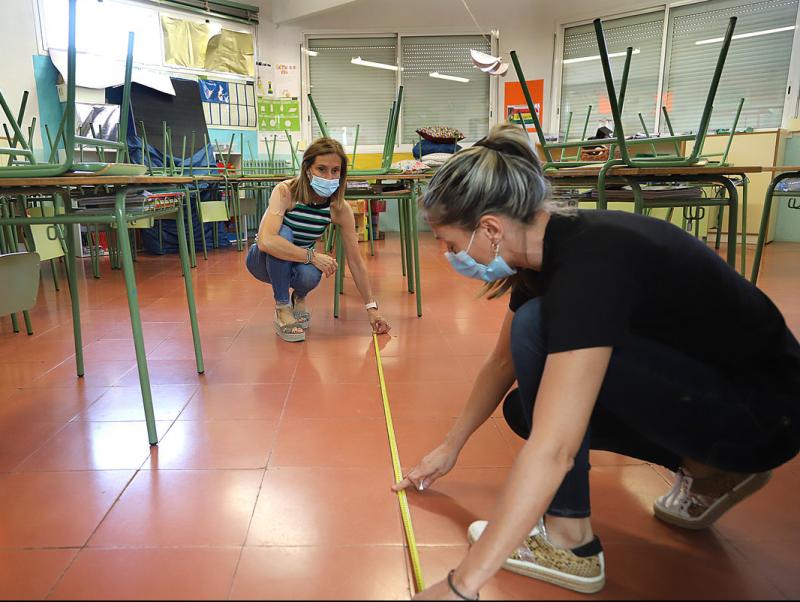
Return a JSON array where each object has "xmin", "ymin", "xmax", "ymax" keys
[
  {"xmin": 312, "ymin": 253, "xmax": 338, "ymax": 277},
  {"xmin": 392, "ymin": 442, "xmax": 460, "ymax": 492}
]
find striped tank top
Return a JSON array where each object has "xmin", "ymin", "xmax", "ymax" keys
[{"xmin": 282, "ymin": 198, "xmax": 332, "ymax": 249}]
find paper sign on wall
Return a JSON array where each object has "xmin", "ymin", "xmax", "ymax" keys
[
  {"xmin": 257, "ymin": 97, "xmax": 301, "ymax": 137},
  {"xmin": 200, "ymin": 80, "xmax": 229, "ymax": 104},
  {"xmin": 504, "ymin": 79, "xmax": 544, "ymax": 132},
  {"xmin": 273, "ymin": 63, "xmax": 298, "ymax": 98}
]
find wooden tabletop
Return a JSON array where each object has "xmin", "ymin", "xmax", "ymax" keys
[
  {"xmin": 547, "ymin": 165, "xmax": 762, "ymax": 178},
  {"xmin": 234, "ymin": 172, "xmax": 433, "ymax": 183},
  {"xmin": 760, "ymin": 166, "xmax": 800, "ymax": 173},
  {"xmin": 0, "ymin": 176, "xmax": 193, "ymax": 188}
]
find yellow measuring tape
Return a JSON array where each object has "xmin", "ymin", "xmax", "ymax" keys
[{"xmin": 373, "ymin": 334, "xmax": 425, "ymax": 593}]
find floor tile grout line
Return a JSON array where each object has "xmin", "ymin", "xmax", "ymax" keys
[
  {"xmin": 225, "ymin": 379, "xmax": 293, "ymax": 600},
  {"xmin": 8, "ymin": 420, "xmax": 75, "ymax": 475},
  {"xmin": 41, "ymin": 466, "xmax": 142, "ymax": 600},
  {"xmin": 722, "ymin": 537, "xmax": 792, "ymax": 600}
]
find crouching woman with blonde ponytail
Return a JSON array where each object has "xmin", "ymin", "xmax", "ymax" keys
[{"xmin": 396, "ymin": 124, "xmax": 800, "ymax": 599}]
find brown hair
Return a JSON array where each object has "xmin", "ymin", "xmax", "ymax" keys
[{"xmin": 287, "ymin": 137, "xmax": 348, "ymax": 208}]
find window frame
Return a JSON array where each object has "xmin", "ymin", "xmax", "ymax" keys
[
  {"xmin": 551, "ymin": 0, "xmax": 800, "ymax": 137},
  {"xmin": 302, "ymin": 30, "xmax": 498, "ymax": 154}
]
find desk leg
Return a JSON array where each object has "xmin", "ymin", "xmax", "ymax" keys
[
  {"xmin": 114, "ymin": 189, "xmax": 158, "ymax": 446},
  {"xmin": 750, "ymin": 175, "xmax": 788, "ymax": 285},
  {"xmin": 403, "ymin": 199, "xmax": 414, "ymax": 294},
  {"xmin": 740, "ymin": 177, "xmax": 748, "ymax": 276},
  {"xmin": 183, "ymin": 185, "xmax": 197, "ymax": 268},
  {"xmin": 410, "ymin": 186, "xmax": 422, "ymax": 317},
  {"xmin": 231, "ymin": 181, "xmax": 242, "ymax": 252},
  {"xmin": 333, "ymin": 225, "xmax": 343, "ymax": 319},
  {"xmin": 55, "ymin": 191, "xmax": 84, "ymax": 377},
  {"xmin": 397, "ymin": 200, "xmax": 406, "ymax": 279},
  {"xmin": 175, "ymin": 198, "xmax": 204, "ymax": 374},
  {"xmin": 367, "ymin": 200, "xmax": 375, "ymax": 257},
  {"xmin": 719, "ymin": 177, "xmax": 738, "ymax": 269}
]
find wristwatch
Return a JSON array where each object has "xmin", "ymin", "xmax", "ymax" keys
[
  {"xmin": 365, "ymin": 301, "xmax": 378, "ymax": 311},
  {"xmin": 305, "ymin": 247, "xmax": 315, "ymax": 264}
]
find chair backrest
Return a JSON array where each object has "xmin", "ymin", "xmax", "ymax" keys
[
  {"xmin": 308, "ymin": 87, "xmax": 403, "ymax": 174},
  {"xmin": 0, "ymin": 252, "xmax": 41, "ymax": 316},
  {"xmin": 593, "ymin": 15, "xmax": 737, "ymax": 166},
  {"xmin": 25, "ymin": 206, "xmax": 65, "ymax": 261}
]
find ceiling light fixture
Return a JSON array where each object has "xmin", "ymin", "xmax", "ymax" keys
[
  {"xmin": 563, "ymin": 48, "xmax": 641, "ymax": 64},
  {"xmin": 430, "ymin": 71, "xmax": 470, "ymax": 83},
  {"xmin": 351, "ymin": 56, "xmax": 399, "ymax": 71},
  {"xmin": 695, "ymin": 25, "xmax": 795, "ymax": 45}
]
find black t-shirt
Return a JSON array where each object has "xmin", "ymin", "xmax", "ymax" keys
[{"xmin": 509, "ymin": 210, "xmax": 800, "ymax": 385}]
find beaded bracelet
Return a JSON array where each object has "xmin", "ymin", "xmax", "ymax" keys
[{"xmin": 447, "ymin": 570, "xmax": 479, "ymax": 601}]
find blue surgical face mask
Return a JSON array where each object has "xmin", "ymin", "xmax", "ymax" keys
[
  {"xmin": 310, "ymin": 174, "xmax": 340, "ymax": 198},
  {"xmin": 444, "ymin": 230, "xmax": 517, "ymax": 282}
]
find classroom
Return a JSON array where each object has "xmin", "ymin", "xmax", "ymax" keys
[{"xmin": 0, "ymin": 0, "xmax": 799, "ymax": 599}]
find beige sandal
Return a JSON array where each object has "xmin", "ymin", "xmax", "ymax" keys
[
  {"xmin": 274, "ymin": 308, "xmax": 305, "ymax": 342},
  {"xmin": 291, "ymin": 291, "xmax": 311, "ymax": 329}
]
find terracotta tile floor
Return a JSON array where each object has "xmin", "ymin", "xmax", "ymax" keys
[{"xmin": 0, "ymin": 233, "xmax": 798, "ymax": 600}]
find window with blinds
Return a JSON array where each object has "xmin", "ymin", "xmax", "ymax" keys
[
  {"xmin": 307, "ymin": 37, "xmax": 398, "ymax": 146},
  {"xmin": 663, "ymin": 0, "xmax": 798, "ymax": 133},
  {"xmin": 400, "ymin": 35, "xmax": 491, "ymax": 144},
  {"xmin": 560, "ymin": 12, "xmax": 665, "ymax": 138}
]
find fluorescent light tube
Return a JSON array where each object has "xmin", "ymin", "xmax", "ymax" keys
[
  {"xmin": 430, "ymin": 71, "xmax": 470, "ymax": 83},
  {"xmin": 563, "ymin": 48, "xmax": 640, "ymax": 64},
  {"xmin": 695, "ymin": 25, "xmax": 795, "ymax": 45},
  {"xmin": 351, "ymin": 56, "xmax": 399, "ymax": 71}
]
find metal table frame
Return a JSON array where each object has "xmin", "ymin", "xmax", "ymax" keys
[
  {"xmin": 751, "ymin": 166, "xmax": 800, "ymax": 284},
  {"xmin": 0, "ymin": 175, "xmax": 203, "ymax": 445}
]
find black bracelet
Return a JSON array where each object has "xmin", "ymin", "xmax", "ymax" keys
[{"xmin": 447, "ymin": 570, "xmax": 479, "ymax": 601}]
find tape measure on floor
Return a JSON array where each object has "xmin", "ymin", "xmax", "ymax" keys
[{"xmin": 373, "ymin": 334, "xmax": 425, "ymax": 594}]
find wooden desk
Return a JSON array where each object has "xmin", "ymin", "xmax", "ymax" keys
[
  {"xmin": 547, "ymin": 165, "xmax": 763, "ymax": 271},
  {"xmin": 0, "ymin": 175, "xmax": 202, "ymax": 445}
]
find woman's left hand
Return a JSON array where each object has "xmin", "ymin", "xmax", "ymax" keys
[
  {"xmin": 412, "ymin": 579, "xmax": 465, "ymax": 600},
  {"xmin": 368, "ymin": 310, "xmax": 391, "ymax": 334}
]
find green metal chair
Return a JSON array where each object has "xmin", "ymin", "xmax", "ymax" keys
[
  {"xmin": 0, "ymin": 0, "xmax": 140, "ymax": 178},
  {"xmin": 592, "ymin": 16, "xmax": 737, "ymax": 176},
  {"xmin": 308, "ymin": 87, "xmax": 403, "ymax": 176}
]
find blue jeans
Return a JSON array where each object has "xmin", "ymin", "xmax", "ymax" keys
[
  {"xmin": 245, "ymin": 225, "xmax": 322, "ymax": 305},
  {"xmin": 506, "ymin": 298, "xmax": 800, "ymax": 518}
]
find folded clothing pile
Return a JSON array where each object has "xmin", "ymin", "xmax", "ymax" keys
[
  {"xmin": 391, "ymin": 159, "xmax": 431, "ymax": 173},
  {"xmin": 414, "ymin": 126, "xmax": 464, "ymax": 167},
  {"xmin": 775, "ymin": 177, "xmax": 800, "ymax": 192}
]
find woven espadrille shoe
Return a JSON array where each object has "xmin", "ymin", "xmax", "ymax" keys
[
  {"xmin": 654, "ymin": 467, "xmax": 772, "ymax": 530},
  {"xmin": 467, "ymin": 519, "xmax": 605, "ymax": 594}
]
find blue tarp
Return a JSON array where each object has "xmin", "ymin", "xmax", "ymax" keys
[{"xmin": 127, "ymin": 136, "xmax": 231, "ymax": 255}]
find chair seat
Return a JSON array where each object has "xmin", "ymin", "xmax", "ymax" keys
[{"xmin": 0, "ymin": 252, "xmax": 40, "ymax": 316}]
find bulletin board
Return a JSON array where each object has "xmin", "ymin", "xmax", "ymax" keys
[
  {"xmin": 200, "ymin": 79, "xmax": 257, "ymax": 128},
  {"xmin": 504, "ymin": 79, "xmax": 544, "ymax": 132}
]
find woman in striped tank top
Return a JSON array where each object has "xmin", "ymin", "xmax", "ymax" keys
[{"xmin": 246, "ymin": 138, "xmax": 391, "ymax": 342}]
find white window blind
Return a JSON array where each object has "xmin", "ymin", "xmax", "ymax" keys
[
  {"xmin": 560, "ymin": 12, "xmax": 665, "ymax": 138},
  {"xmin": 308, "ymin": 37, "xmax": 398, "ymax": 145},
  {"xmin": 663, "ymin": 0, "xmax": 798, "ymax": 133},
  {"xmin": 400, "ymin": 35, "xmax": 490, "ymax": 144}
]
